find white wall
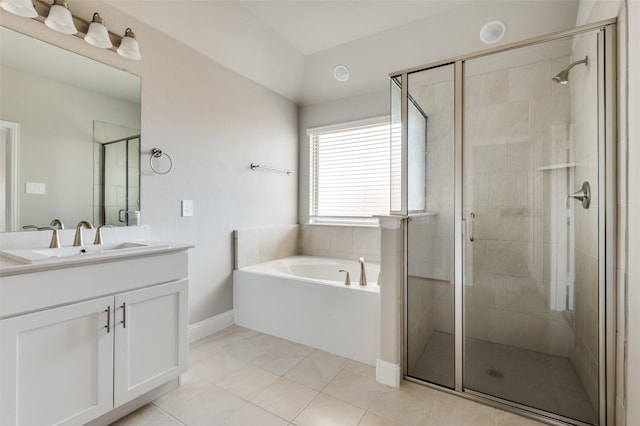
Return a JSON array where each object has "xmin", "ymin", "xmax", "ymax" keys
[{"xmin": 0, "ymin": 1, "xmax": 298, "ymax": 325}]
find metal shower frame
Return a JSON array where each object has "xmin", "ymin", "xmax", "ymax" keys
[{"xmin": 390, "ymin": 18, "xmax": 617, "ymax": 426}]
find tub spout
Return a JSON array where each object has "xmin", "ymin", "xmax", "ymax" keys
[{"xmin": 358, "ymin": 257, "xmax": 367, "ymax": 286}]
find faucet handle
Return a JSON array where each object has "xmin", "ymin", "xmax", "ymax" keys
[
  {"xmin": 38, "ymin": 226, "xmax": 61, "ymax": 248},
  {"xmin": 338, "ymin": 269, "xmax": 351, "ymax": 286},
  {"xmin": 93, "ymin": 225, "xmax": 113, "ymax": 245}
]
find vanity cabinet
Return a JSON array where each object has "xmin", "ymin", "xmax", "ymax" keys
[
  {"xmin": 0, "ymin": 248, "xmax": 190, "ymax": 426},
  {"xmin": 114, "ymin": 280, "xmax": 188, "ymax": 407},
  {"xmin": 0, "ymin": 296, "xmax": 115, "ymax": 426}
]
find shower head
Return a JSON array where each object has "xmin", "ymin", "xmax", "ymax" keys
[{"xmin": 552, "ymin": 56, "xmax": 588, "ymax": 84}]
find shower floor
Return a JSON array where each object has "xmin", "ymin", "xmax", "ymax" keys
[{"xmin": 410, "ymin": 331, "xmax": 598, "ymax": 424}]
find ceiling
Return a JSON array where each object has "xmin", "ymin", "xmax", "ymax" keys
[
  {"xmin": 237, "ymin": 1, "xmax": 467, "ymax": 55},
  {"xmin": 105, "ymin": 0, "xmax": 581, "ymax": 106}
]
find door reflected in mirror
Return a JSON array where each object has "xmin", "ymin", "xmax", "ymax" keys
[{"xmin": 0, "ymin": 26, "xmax": 141, "ymax": 232}]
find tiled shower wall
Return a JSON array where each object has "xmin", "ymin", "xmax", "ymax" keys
[{"xmin": 462, "ymin": 55, "xmax": 578, "ymax": 358}]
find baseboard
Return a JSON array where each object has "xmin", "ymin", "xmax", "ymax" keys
[
  {"xmin": 188, "ymin": 310, "xmax": 234, "ymax": 343},
  {"xmin": 376, "ymin": 359, "xmax": 401, "ymax": 388}
]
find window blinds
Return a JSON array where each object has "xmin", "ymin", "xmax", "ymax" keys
[{"xmin": 309, "ymin": 121, "xmax": 391, "ymax": 219}]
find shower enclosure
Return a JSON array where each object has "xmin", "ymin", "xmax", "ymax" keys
[
  {"xmin": 101, "ymin": 136, "xmax": 140, "ymax": 226},
  {"xmin": 393, "ymin": 20, "xmax": 616, "ymax": 426},
  {"xmin": 93, "ymin": 121, "xmax": 141, "ymax": 227}
]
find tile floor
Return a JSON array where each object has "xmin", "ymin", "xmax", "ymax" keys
[
  {"xmin": 411, "ymin": 331, "xmax": 597, "ymax": 425},
  {"xmin": 112, "ymin": 325, "xmax": 547, "ymax": 426}
]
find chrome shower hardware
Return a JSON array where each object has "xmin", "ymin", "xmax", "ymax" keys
[
  {"xmin": 565, "ymin": 181, "xmax": 591, "ymax": 209},
  {"xmin": 552, "ymin": 56, "xmax": 588, "ymax": 84}
]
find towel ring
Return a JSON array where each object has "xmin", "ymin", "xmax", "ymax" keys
[{"xmin": 150, "ymin": 148, "xmax": 173, "ymax": 175}]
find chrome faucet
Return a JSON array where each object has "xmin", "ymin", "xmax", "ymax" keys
[
  {"xmin": 338, "ymin": 269, "xmax": 351, "ymax": 286},
  {"xmin": 93, "ymin": 225, "xmax": 113, "ymax": 245},
  {"xmin": 49, "ymin": 219, "xmax": 65, "ymax": 230},
  {"xmin": 358, "ymin": 257, "xmax": 367, "ymax": 286},
  {"xmin": 73, "ymin": 221, "xmax": 93, "ymax": 247},
  {"xmin": 38, "ymin": 227, "xmax": 61, "ymax": 248}
]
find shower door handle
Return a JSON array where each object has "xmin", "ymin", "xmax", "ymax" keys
[
  {"xmin": 565, "ymin": 181, "xmax": 591, "ymax": 209},
  {"xmin": 118, "ymin": 209, "xmax": 128, "ymax": 223},
  {"xmin": 468, "ymin": 212, "xmax": 475, "ymax": 242}
]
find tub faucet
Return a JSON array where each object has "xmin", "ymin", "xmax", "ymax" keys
[
  {"xmin": 358, "ymin": 257, "xmax": 367, "ymax": 286},
  {"xmin": 73, "ymin": 221, "xmax": 93, "ymax": 247}
]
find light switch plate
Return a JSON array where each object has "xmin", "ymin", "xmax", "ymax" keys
[
  {"xmin": 26, "ymin": 182, "xmax": 46, "ymax": 195},
  {"xmin": 181, "ymin": 200, "xmax": 194, "ymax": 217}
]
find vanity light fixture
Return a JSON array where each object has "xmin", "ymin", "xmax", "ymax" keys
[
  {"xmin": 0, "ymin": 0, "xmax": 38, "ymax": 18},
  {"xmin": 0, "ymin": 0, "xmax": 142, "ymax": 60},
  {"xmin": 84, "ymin": 12, "xmax": 112, "ymax": 49},
  {"xmin": 117, "ymin": 28, "xmax": 141, "ymax": 60},
  {"xmin": 44, "ymin": 0, "xmax": 77, "ymax": 35}
]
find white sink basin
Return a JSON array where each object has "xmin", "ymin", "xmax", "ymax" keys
[{"xmin": 1, "ymin": 242, "xmax": 170, "ymax": 264}]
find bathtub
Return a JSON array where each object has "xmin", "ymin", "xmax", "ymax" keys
[{"xmin": 233, "ymin": 255, "xmax": 380, "ymax": 365}]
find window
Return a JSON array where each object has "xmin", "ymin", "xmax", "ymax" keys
[{"xmin": 308, "ymin": 117, "xmax": 393, "ymax": 223}]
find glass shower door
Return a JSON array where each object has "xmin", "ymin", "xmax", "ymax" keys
[
  {"xmin": 103, "ymin": 136, "xmax": 140, "ymax": 226},
  {"xmin": 405, "ymin": 64, "xmax": 456, "ymax": 388},
  {"xmin": 462, "ymin": 31, "xmax": 600, "ymax": 424}
]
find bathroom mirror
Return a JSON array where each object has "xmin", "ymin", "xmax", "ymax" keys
[{"xmin": 0, "ymin": 26, "xmax": 141, "ymax": 232}]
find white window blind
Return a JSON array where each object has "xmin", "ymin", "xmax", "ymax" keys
[{"xmin": 309, "ymin": 119, "xmax": 391, "ymax": 220}]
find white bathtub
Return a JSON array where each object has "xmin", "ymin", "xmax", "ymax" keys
[{"xmin": 233, "ymin": 255, "xmax": 380, "ymax": 365}]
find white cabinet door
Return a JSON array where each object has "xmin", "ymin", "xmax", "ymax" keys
[
  {"xmin": 0, "ymin": 296, "xmax": 114, "ymax": 426},
  {"xmin": 113, "ymin": 279, "xmax": 188, "ymax": 406}
]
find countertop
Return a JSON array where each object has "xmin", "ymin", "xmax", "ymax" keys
[{"xmin": 0, "ymin": 241, "xmax": 194, "ymax": 277}]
